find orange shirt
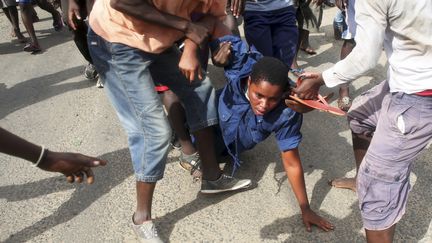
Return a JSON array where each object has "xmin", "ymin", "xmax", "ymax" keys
[{"xmin": 89, "ymin": 0, "xmax": 226, "ymax": 53}]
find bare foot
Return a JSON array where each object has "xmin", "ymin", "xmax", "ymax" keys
[{"xmin": 328, "ymin": 177, "xmax": 356, "ymax": 191}]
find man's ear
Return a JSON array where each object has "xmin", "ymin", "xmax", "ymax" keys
[{"xmin": 247, "ymin": 76, "xmax": 252, "ymax": 88}]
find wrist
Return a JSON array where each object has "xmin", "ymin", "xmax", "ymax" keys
[
  {"xmin": 36, "ymin": 149, "xmax": 52, "ymax": 169},
  {"xmin": 182, "ymin": 20, "xmax": 192, "ymax": 33},
  {"xmin": 32, "ymin": 146, "xmax": 48, "ymax": 167},
  {"xmin": 300, "ymin": 204, "xmax": 310, "ymax": 213},
  {"xmin": 183, "ymin": 39, "xmax": 199, "ymax": 53}
]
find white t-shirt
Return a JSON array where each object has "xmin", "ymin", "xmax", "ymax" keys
[{"xmin": 323, "ymin": 0, "xmax": 432, "ymax": 94}]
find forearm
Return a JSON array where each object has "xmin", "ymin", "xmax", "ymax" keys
[
  {"xmin": 322, "ymin": 0, "xmax": 387, "ymax": 87},
  {"xmin": 110, "ymin": 0, "xmax": 189, "ymax": 33},
  {"xmin": 282, "ymin": 150, "xmax": 310, "ymax": 211},
  {"xmin": 0, "ymin": 127, "xmax": 42, "ymax": 163}
]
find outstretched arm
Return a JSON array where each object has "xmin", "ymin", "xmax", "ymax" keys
[
  {"xmin": 281, "ymin": 148, "xmax": 334, "ymax": 232},
  {"xmin": 0, "ymin": 127, "xmax": 107, "ymax": 184}
]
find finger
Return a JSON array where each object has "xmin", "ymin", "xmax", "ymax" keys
[
  {"xmin": 75, "ymin": 172, "xmax": 84, "ymax": 183},
  {"xmin": 68, "ymin": 14, "xmax": 76, "ymax": 30},
  {"xmin": 232, "ymin": 0, "xmax": 238, "ymax": 16},
  {"xmin": 71, "ymin": 10, "xmax": 81, "ymax": 29},
  {"xmin": 197, "ymin": 68, "xmax": 203, "ymax": 81},
  {"xmin": 322, "ymin": 220, "xmax": 335, "ymax": 230},
  {"xmin": 189, "ymin": 70, "xmax": 195, "ymax": 82},
  {"xmin": 66, "ymin": 175, "xmax": 75, "ymax": 183},
  {"xmin": 305, "ymin": 222, "xmax": 312, "ymax": 232},
  {"xmin": 83, "ymin": 168, "xmax": 95, "ymax": 184}
]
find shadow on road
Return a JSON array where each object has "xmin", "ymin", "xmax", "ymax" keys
[
  {"xmin": 0, "ymin": 66, "xmax": 92, "ymax": 119},
  {"xmin": 1, "ymin": 148, "xmax": 132, "ymax": 243}
]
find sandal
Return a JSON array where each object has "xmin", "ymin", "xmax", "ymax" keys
[
  {"xmin": 288, "ymin": 77, "xmax": 346, "ymax": 116},
  {"xmin": 337, "ymin": 96, "xmax": 352, "ymax": 112},
  {"xmin": 300, "ymin": 46, "xmax": 317, "ymax": 55},
  {"xmin": 289, "ymin": 68, "xmax": 305, "ymax": 77},
  {"xmin": 179, "ymin": 152, "xmax": 202, "ymax": 181},
  {"xmin": 23, "ymin": 43, "xmax": 41, "ymax": 54}
]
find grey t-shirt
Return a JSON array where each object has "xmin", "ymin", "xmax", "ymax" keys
[{"xmin": 245, "ymin": 0, "xmax": 294, "ymax": 12}]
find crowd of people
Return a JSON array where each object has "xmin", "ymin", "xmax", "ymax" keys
[{"xmin": 1, "ymin": 0, "xmax": 431, "ymax": 242}]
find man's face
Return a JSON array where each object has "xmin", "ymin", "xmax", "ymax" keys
[{"xmin": 247, "ymin": 77, "xmax": 285, "ymax": 116}]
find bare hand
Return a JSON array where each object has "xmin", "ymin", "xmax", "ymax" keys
[
  {"xmin": 184, "ymin": 21, "xmax": 209, "ymax": 46},
  {"xmin": 292, "ymin": 73, "xmax": 324, "ymax": 100},
  {"xmin": 302, "ymin": 208, "xmax": 334, "ymax": 232},
  {"xmin": 231, "ymin": 0, "xmax": 246, "ymax": 17},
  {"xmin": 212, "ymin": 41, "xmax": 232, "ymax": 67},
  {"xmin": 285, "ymin": 92, "xmax": 334, "ymax": 113},
  {"xmin": 38, "ymin": 151, "xmax": 107, "ymax": 184},
  {"xmin": 179, "ymin": 41, "xmax": 202, "ymax": 82},
  {"xmin": 68, "ymin": 0, "xmax": 81, "ymax": 30}
]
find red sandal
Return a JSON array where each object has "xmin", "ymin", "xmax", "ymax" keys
[{"xmin": 288, "ymin": 77, "xmax": 346, "ymax": 116}]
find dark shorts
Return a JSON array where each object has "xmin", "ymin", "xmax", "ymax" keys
[{"xmin": 348, "ymin": 80, "xmax": 432, "ymax": 230}]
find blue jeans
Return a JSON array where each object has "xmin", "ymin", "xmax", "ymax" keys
[{"xmin": 87, "ymin": 28, "xmax": 218, "ymax": 182}]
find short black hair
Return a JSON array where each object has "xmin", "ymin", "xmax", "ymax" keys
[{"xmin": 250, "ymin": 57, "xmax": 290, "ymax": 90}]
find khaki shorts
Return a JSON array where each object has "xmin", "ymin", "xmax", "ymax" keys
[{"xmin": 348, "ymin": 80, "xmax": 432, "ymax": 230}]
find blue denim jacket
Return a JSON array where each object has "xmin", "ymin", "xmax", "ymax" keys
[{"xmin": 210, "ymin": 36, "xmax": 303, "ymax": 174}]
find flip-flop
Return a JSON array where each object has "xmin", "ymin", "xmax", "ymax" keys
[
  {"xmin": 23, "ymin": 43, "xmax": 41, "ymax": 54},
  {"xmin": 300, "ymin": 47, "xmax": 317, "ymax": 55},
  {"xmin": 289, "ymin": 77, "xmax": 346, "ymax": 116}
]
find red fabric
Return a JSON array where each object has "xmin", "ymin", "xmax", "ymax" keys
[
  {"xmin": 416, "ymin": 90, "xmax": 432, "ymax": 96},
  {"xmin": 155, "ymin": 85, "xmax": 169, "ymax": 92}
]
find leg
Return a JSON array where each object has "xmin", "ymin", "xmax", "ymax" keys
[
  {"xmin": 299, "ymin": 29, "xmax": 316, "ymax": 55},
  {"xmin": 87, "ymin": 29, "xmax": 169, "ymax": 241},
  {"xmin": 160, "ymin": 90, "xmax": 195, "ymax": 155},
  {"xmin": 271, "ymin": 6, "xmax": 298, "ymax": 67},
  {"xmin": 337, "ymin": 39, "xmax": 356, "ymax": 110},
  {"xmin": 357, "ymin": 91, "xmax": 432, "ymax": 240},
  {"xmin": 134, "ymin": 182, "xmax": 155, "ymax": 223},
  {"xmin": 330, "ymin": 132, "xmax": 370, "ymax": 191},
  {"xmin": 34, "ymin": 0, "xmax": 63, "ymax": 30},
  {"xmin": 330, "ymin": 81, "xmax": 388, "ymax": 191},
  {"xmin": 19, "ymin": 2, "xmax": 41, "ymax": 51},
  {"xmin": 4, "ymin": 6, "xmax": 27, "ymax": 41},
  {"xmin": 243, "ymin": 10, "xmax": 273, "ymax": 57},
  {"xmin": 365, "ymin": 225, "xmax": 396, "ymax": 243}
]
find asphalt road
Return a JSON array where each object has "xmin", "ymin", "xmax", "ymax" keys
[{"xmin": 1, "ymin": 5, "xmax": 432, "ymax": 243}]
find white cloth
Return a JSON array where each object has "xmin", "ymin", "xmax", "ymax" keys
[{"xmin": 323, "ymin": 0, "xmax": 432, "ymax": 94}]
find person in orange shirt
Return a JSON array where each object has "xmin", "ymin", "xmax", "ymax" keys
[{"xmin": 87, "ymin": 1, "xmax": 251, "ymax": 241}]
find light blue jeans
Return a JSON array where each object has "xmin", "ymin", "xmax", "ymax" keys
[{"xmin": 87, "ymin": 28, "xmax": 218, "ymax": 182}]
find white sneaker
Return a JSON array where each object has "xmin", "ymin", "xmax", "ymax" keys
[{"xmin": 131, "ymin": 219, "xmax": 163, "ymax": 243}]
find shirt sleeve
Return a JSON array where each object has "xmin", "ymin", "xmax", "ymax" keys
[
  {"xmin": 322, "ymin": 0, "xmax": 390, "ymax": 87},
  {"xmin": 275, "ymin": 110, "xmax": 303, "ymax": 151}
]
